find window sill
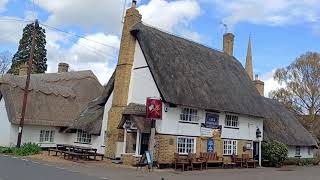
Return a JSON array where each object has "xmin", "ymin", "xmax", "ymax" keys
[
  {"xmin": 74, "ymin": 142, "xmax": 92, "ymax": 145},
  {"xmin": 178, "ymin": 121, "xmax": 199, "ymax": 125},
  {"xmin": 38, "ymin": 142, "xmax": 55, "ymax": 144},
  {"xmin": 224, "ymin": 126, "xmax": 239, "ymax": 129}
]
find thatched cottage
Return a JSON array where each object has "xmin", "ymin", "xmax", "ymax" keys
[
  {"xmin": 0, "ymin": 63, "xmax": 106, "ymax": 153},
  {"xmin": 78, "ymin": 0, "xmax": 317, "ymax": 165}
]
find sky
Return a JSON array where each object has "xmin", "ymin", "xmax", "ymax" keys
[{"xmin": 0, "ymin": 0, "xmax": 320, "ymax": 97}]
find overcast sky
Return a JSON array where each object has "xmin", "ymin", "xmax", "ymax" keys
[{"xmin": 1, "ymin": 0, "xmax": 320, "ymax": 96}]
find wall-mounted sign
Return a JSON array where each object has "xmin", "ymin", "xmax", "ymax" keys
[
  {"xmin": 207, "ymin": 138, "xmax": 214, "ymax": 152},
  {"xmin": 205, "ymin": 113, "xmax": 219, "ymax": 128},
  {"xmin": 200, "ymin": 127, "xmax": 212, "ymax": 137},
  {"xmin": 146, "ymin": 98, "xmax": 162, "ymax": 120}
]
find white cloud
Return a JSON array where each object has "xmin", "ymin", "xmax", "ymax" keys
[
  {"xmin": 138, "ymin": 0, "xmax": 201, "ymax": 32},
  {"xmin": 0, "ymin": 0, "xmax": 8, "ymax": 12},
  {"xmin": 210, "ymin": 0, "xmax": 320, "ymax": 27},
  {"xmin": 35, "ymin": 0, "xmax": 127, "ymax": 34},
  {"xmin": 261, "ymin": 69, "xmax": 284, "ymax": 97},
  {"xmin": 0, "ymin": 16, "xmax": 29, "ymax": 44},
  {"xmin": 45, "ymin": 32, "xmax": 120, "ymax": 84}
]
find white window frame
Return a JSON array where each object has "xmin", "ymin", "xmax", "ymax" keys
[
  {"xmin": 225, "ymin": 114, "xmax": 239, "ymax": 128},
  {"xmin": 179, "ymin": 107, "xmax": 199, "ymax": 123},
  {"xmin": 76, "ymin": 130, "xmax": 92, "ymax": 144},
  {"xmin": 176, "ymin": 137, "xmax": 196, "ymax": 155},
  {"xmin": 223, "ymin": 139, "xmax": 237, "ymax": 155},
  {"xmin": 39, "ymin": 130, "xmax": 55, "ymax": 143},
  {"xmin": 295, "ymin": 146, "xmax": 301, "ymax": 156}
]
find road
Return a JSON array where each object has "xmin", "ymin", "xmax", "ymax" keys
[
  {"xmin": 1, "ymin": 155, "xmax": 320, "ymax": 180},
  {"xmin": 0, "ymin": 156, "xmax": 105, "ymax": 180}
]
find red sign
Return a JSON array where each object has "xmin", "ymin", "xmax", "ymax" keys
[{"xmin": 146, "ymin": 98, "xmax": 162, "ymax": 120}]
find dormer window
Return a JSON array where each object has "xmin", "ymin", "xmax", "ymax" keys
[
  {"xmin": 225, "ymin": 114, "xmax": 239, "ymax": 128},
  {"xmin": 180, "ymin": 107, "xmax": 198, "ymax": 123}
]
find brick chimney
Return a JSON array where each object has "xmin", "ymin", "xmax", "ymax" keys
[
  {"xmin": 58, "ymin": 63, "xmax": 69, "ymax": 73},
  {"xmin": 105, "ymin": 0, "xmax": 142, "ymax": 158},
  {"xmin": 19, "ymin": 63, "xmax": 29, "ymax": 76},
  {"xmin": 253, "ymin": 74, "xmax": 264, "ymax": 96},
  {"xmin": 223, "ymin": 33, "xmax": 235, "ymax": 56}
]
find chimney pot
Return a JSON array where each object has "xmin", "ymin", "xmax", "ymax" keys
[
  {"xmin": 19, "ymin": 63, "xmax": 29, "ymax": 76},
  {"xmin": 223, "ymin": 33, "xmax": 235, "ymax": 56},
  {"xmin": 132, "ymin": 0, "xmax": 137, "ymax": 7},
  {"xmin": 58, "ymin": 63, "xmax": 69, "ymax": 73},
  {"xmin": 255, "ymin": 74, "xmax": 259, "ymax": 80}
]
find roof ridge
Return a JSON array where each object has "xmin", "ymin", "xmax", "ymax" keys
[{"xmin": 140, "ymin": 22, "xmax": 226, "ymax": 56}]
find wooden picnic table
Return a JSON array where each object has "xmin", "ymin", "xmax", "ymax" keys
[{"xmin": 48, "ymin": 144, "xmax": 103, "ymax": 161}]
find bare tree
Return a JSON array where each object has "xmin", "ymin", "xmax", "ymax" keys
[
  {"xmin": 270, "ymin": 52, "xmax": 320, "ymax": 124},
  {"xmin": 0, "ymin": 51, "xmax": 11, "ymax": 76}
]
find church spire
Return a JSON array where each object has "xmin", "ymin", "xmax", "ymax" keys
[{"xmin": 245, "ymin": 35, "xmax": 253, "ymax": 80}]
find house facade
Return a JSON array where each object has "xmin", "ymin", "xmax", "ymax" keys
[
  {"xmin": 98, "ymin": 1, "xmax": 265, "ymax": 166},
  {"xmin": 75, "ymin": 0, "xmax": 317, "ymax": 165},
  {"xmin": 0, "ymin": 63, "xmax": 107, "ymax": 153}
]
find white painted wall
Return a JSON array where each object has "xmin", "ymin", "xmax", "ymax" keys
[
  {"xmin": 0, "ymin": 98, "xmax": 11, "ymax": 146},
  {"xmin": 127, "ymin": 42, "xmax": 161, "ymax": 104},
  {"xmin": 156, "ymin": 106, "xmax": 263, "ymax": 141},
  {"xmin": 288, "ymin": 145, "xmax": 314, "ymax": 158}
]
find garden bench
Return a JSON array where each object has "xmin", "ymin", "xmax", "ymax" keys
[
  {"xmin": 200, "ymin": 152, "xmax": 224, "ymax": 169},
  {"xmin": 48, "ymin": 148, "xmax": 63, "ymax": 156}
]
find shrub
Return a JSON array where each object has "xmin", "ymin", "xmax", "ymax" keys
[
  {"xmin": 284, "ymin": 158, "xmax": 318, "ymax": 166},
  {"xmin": 13, "ymin": 143, "xmax": 41, "ymax": 156},
  {"xmin": 262, "ymin": 140, "xmax": 288, "ymax": 167},
  {"xmin": 0, "ymin": 146, "xmax": 14, "ymax": 154}
]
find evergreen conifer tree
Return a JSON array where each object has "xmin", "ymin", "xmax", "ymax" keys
[{"xmin": 8, "ymin": 22, "xmax": 47, "ymax": 74}]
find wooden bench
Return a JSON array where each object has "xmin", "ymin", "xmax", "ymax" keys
[
  {"xmin": 200, "ymin": 152, "xmax": 224, "ymax": 169},
  {"xmin": 63, "ymin": 151, "xmax": 84, "ymax": 160},
  {"xmin": 223, "ymin": 162, "xmax": 236, "ymax": 168},
  {"xmin": 87, "ymin": 153, "xmax": 104, "ymax": 161},
  {"xmin": 48, "ymin": 149, "xmax": 64, "ymax": 156}
]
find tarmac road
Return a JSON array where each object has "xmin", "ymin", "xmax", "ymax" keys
[{"xmin": 0, "ymin": 155, "xmax": 107, "ymax": 180}]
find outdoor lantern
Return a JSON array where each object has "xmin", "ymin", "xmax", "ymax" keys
[
  {"xmin": 256, "ymin": 128, "xmax": 262, "ymax": 138},
  {"xmin": 124, "ymin": 121, "xmax": 132, "ymax": 129}
]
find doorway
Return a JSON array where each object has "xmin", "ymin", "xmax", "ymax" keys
[
  {"xmin": 140, "ymin": 133, "xmax": 149, "ymax": 155},
  {"xmin": 253, "ymin": 141, "xmax": 259, "ymax": 160}
]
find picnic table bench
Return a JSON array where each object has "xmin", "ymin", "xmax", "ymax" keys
[
  {"xmin": 48, "ymin": 149, "xmax": 64, "ymax": 156},
  {"xmin": 48, "ymin": 144, "xmax": 103, "ymax": 161}
]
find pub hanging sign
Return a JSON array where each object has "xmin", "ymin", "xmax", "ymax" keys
[{"xmin": 146, "ymin": 97, "xmax": 162, "ymax": 120}]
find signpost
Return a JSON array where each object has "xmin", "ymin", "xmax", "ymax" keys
[{"xmin": 146, "ymin": 97, "xmax": 162, "ymax": 168}]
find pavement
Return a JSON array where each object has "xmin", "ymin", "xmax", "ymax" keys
[{"xmin": 1, "ymin": 155, "xmax": 320, "ymax": 180}]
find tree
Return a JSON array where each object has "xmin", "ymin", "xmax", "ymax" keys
[
  {"xmin": 8, "ymin": 22, "xmax": 47, "ymax": 75},
  {"xmin": 270, "ymin": 52, "xmax": 320, "ymax": 122},
  {"xmin": 0, "ymin": 51, "xmax": 11, "ymax": 76}
]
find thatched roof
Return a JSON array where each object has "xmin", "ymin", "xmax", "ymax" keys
[
  {"xmin": 118, "ymin": 103, "xmax": 150, "ymax": 133},
  {"xmin": 66, "ymin": 71, "xmax": 115, "ymax": 135},
  {"xmin": 262, "ymin": 97, "xmax": 318, "ymax": 147},
  {"xmin": 0, "ymin": 71, "xmax": 103, "ymax": 128},
  {"xmin": 130, "ymin": 23, "xmax": 265, "ymax": 118}
]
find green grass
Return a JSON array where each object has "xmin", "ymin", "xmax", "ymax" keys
[{"xmin": 0, "ymin": 143, "xmax": 41, "ymax": 156}]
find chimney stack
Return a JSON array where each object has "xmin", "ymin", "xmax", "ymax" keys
[
  {"xmin": 223, "ymin": 33, "xmax": 235, "ymax": 56},
  {"xmin": 19, "ymin": 63, "xmax": 29, "ymax": 76},
  {"xmin": 58, "ymin": 63, "xmax": 69, "ymax": 73},
  {"xmin": 253, "ymin": 74, "xmax": 264, "ymax": 96}
]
